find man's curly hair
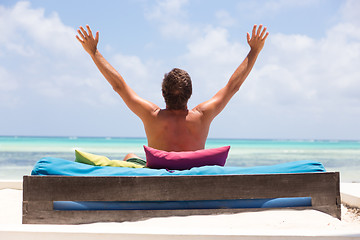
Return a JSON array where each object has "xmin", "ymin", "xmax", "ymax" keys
[{"xmin": 162, "ymin": 68, "xmax": 192, "ymax": 110}]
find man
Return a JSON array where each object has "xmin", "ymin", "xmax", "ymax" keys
[{"xmin": 76, "ymin": 24, "xmax": 268, "ymax": 162}]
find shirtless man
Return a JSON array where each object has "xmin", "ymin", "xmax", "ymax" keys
[{"xmin": 76, "ymin": 24, "xmax": 268, "ymax": 162}]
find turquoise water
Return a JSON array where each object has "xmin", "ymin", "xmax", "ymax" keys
[{"xmin": 0, "ymin": 136, "xmax": 359, "ymax": 182}]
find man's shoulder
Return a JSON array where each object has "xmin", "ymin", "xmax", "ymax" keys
[{"xmin": 189, "ymin": 109, "xmax": 203, "ymax": 117}]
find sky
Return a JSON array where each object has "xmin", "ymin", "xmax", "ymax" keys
[{"xmin": 0, "ymin": 0, "xmax": 359, "ymax": 140}]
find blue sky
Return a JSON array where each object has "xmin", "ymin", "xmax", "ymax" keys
[{"xmin": 0, "ymin": 0, "xmax": 359, "ymax": 140}]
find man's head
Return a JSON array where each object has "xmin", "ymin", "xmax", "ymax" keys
[{"xmin": 162, "ymin": 68, "xmax": 192, "ymax": 110}]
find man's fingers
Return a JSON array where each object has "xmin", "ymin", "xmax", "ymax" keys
[
  {"xmin": 260, "ymin": 27, "xmax": 267, "ymax": 38},
  {"xmin": 75, "ymin": 35, "xmax": 83, "ymax": 43},
  {"xmin": 86, "ymin": 25, "xmax": 93, "ymax": 38},
  {"xmin": 256, "ymin": 24, "xmax": 263, "ymax": 36},
  {"xmin": 77, "ymin": 29, "xmax": 85, "ymax": 40},
  {"xmin": 252, "ymin": 24, "xmax": 257, "ymax": 37},
  {"xmin": 247, "ymin": 32, "xmax": 251, "ymax": 43},
  {"xmin": 263, "ymin": 32, "xmax": 269, "ymax": 41},
  {"xmin": 79, "ymin": 26, "xmax": 88, "ymax": 38},
  {"xmin": 95, "ymin": 31, "xmax": 99, "ymax": 43}
]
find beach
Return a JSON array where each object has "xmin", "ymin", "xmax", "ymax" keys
[
  {"xmin": 0, "ymin": 181, "xmax": 360, "ymax": 239},
  {"xmin": 1, "ymin": 137, "xmax": 360, "ymax": 238}
]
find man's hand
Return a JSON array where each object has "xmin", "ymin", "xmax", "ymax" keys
[
  {"xmin": 247, "ymin": 24, "xmax": 269, "ymax": 52},
  {"xmin": 76, "ymin": 25, "xmax": 99, "ymax": 56}
]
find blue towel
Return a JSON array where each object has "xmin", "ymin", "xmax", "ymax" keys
[{"xmin": 31, "ymin": 157, "xmax": 325, "ymax": 176}]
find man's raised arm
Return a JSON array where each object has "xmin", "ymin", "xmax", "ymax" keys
[
  {"xmin": 76, "ymin": 25, "xmax": 159, "ymax": 120},
  {"xmin": 194, "ymin": 24, "xmax": 269, "ymax": 122}
]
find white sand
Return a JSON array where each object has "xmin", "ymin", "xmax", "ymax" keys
[
  {"xmin": 0, "ymin": 185, "xmax": 360, "ymax": 239},
  {"xmin": 341, "ymin": 183, "xmax": 360, "ymax": 210}
]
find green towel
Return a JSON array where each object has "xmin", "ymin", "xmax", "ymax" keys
[{"xmin": 75, "ymin": 150, "xmax": 144, "ymax": 168}]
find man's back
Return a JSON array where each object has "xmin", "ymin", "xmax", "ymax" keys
[{"xmin": 144, "ymin": 109, "xmax": 210, "ymax": 152}]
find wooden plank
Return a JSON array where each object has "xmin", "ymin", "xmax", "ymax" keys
[
  {"xmin": 23, "ymin": 201, "xmax": 53, "ymax": 211},
  {"xmin": 22, "ymin": 172, "xmax": 341, "ymax": 224},
  {"xmin": 313, "ymin": 205, "xmax": 341, "ymax": 220},
  {"xmin": 23, "ymin": 173, "xmax": 338, "ymax": 201}
]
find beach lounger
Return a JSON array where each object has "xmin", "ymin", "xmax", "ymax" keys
[{"xmin": 22, "ymin": 158, "xmax": 341, "ymax": 224}]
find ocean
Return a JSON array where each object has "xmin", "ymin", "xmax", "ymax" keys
[{"xmin": 0, "ymin": 136, "xmax": 359, "ymax": 182}]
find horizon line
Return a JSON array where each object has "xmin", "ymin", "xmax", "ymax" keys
[{"xmin": 1, "ymin": 135, "xmax": 359, "ymax": 142}]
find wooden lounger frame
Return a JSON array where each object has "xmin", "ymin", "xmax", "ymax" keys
[{"xmin": 22, "ymin": 172, "xmax": 341, "ymax": 224}]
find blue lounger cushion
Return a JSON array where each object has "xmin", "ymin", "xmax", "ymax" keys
[
  {"xmin": 31, "ymin": 157, "xmax": 325, "ymax": 176},
  {"xmin": 53, "ymin": 197, "xmax": 312, "ymax": 211}
]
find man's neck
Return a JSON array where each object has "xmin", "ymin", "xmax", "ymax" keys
[
  {"xmin": 163, "ymin": 107, "xmax": 189, "ymax": 115},
  {"xmin": 165, "ymin": 106, "xmax": 188, "ymax": 111}
]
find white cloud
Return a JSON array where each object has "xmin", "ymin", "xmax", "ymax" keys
[
  {"xmin": 0, "ymin": 67, "xmax": 18, "ymax": 92},
  {"xmin": 111, "ymin": 52, "xmax": 165, "ymax": 105},
  {"xmin": 145, "ymin": 0, "xmax": 197, "ymax": 39},
  {"xmin": 340, "ymin": 0, "xmax": 360, "ymax": 26},
  {"xmin": 0, "ymin": 1, "xmax": 121, "ymax": 107},
  {"xmin": 182, "ymin": 26, "xmax": 247, "ymax": 100},
  {"xmin": 243, "ymin": 20, "xmax": 360, "ymax": 112},
  {"xmin": 146, "ymin": 0, "xmax": 188, "ymax": 19},
  {"xmin": 0, "ymin": 1, "xmax": 78, "ymax": 57},
  {"xmin": 113, "ymin": 54, "xmax": 149, "ymax": 81},
  {"xmin": 237, "ymin": 0, "xmax": 323, "ymax": 17},
  {"xmin": 215, "ymin": 10, "xmax": 236, "ymax": 27},
  {"xmin": 0, "ymin": 67, "xmax": 20, "ymax": 107}
]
